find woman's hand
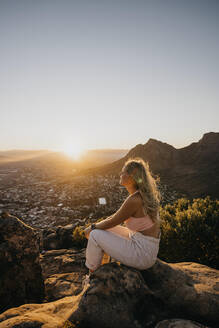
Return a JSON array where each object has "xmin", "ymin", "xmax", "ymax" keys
[{"xmin": 84, "ymin": 226, "xmax": 92, "ymax": 239}]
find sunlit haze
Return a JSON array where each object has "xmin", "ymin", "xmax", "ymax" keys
[{"xmin": 61, "ymin": 142, "xmax": 86, "ymax": 160}]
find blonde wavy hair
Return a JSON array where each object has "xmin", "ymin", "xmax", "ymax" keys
[{"xmin": 123, "ymin": 157, "xmax": 162, "ymax": 224}]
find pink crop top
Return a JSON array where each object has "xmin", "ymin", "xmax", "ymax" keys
[{"xmin": 125, "ymin": 214, "xmax": 155, "ymax": 232}]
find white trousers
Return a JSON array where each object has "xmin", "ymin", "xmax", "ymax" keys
[{"xmin": 85, "ymin": 225, "xmax": 161, "ymax": 271}]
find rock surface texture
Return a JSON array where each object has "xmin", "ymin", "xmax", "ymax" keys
[
  {"xmin": 42, "ymin": 223, "xmax": 78, "ymax": 250},
  {"xmin": 0, "ymin": 214, "xmax": 218, "ymax": 328},
  {"xmin": 1, "ymin": 258, "xmax": 217, "ymax": 328},
  {"xmin": 67, "ymin": 260, "xmax": 218, "ymax": 328},
  {"xmin": 0, "ymin": 212, "xmax": 45, "ymax": 313},
  {"xmin": 0, "ymin": 295, "xmax": 77, "ymax": 328},
  {"xmin": 154, "ymin": 319, "xmax": 208, "ymax": 327},
  {"xmin": 40, "ymin": 248, "xmax": 87, "ymax": 301}
]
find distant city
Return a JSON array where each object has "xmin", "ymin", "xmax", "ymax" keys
[
  {"xmin": 0, "ymin": 165, "xmax": 179, "ymax": 230},
  {"xmin": 1, "ymin": 132, "xmax": 218, "ymax": 230}
]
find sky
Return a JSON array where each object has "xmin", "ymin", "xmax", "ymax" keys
[{"xmin": 0, "ymin": 0, "xmax": 218, "ymax": 154}]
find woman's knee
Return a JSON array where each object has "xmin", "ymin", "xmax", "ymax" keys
[
  {"xmin": 89, "ymin": 229, "xmax": 101, "ymax": 240},
  {"xmin": 86, "ymin": 230, "xmax": 107, "ymax": 254},
  {"xmin": 89, "ymin": 229, "xmax": 108, "ymax": 247},
  {"xmin": 85, "ymin": 228, "xmax": 99, "ymax": 240}
]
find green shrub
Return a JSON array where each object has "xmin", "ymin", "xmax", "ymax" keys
[
  {"xmin": 72, "ymin": 217, "xmax": 106, "ymax": 248},
  {"xmin": 72, "ymin": 225, "xmax": 87, "ymax": 248},
  {"xmin": 62, "ymin": 320, "xmax": 77, "ymax": 328},
  {"xmin": 159, "ymin": 196, "xmax": 219, "ymax": 269}
]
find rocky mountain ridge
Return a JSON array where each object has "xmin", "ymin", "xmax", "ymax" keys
[{"xmin": 79, "ymin": 132, "xmax": 219, "ymax": 199}]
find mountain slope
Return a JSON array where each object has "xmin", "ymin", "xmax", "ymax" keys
[{"xmin": 80, "ymin": 132, "xmax": 219, "ymax": 199}]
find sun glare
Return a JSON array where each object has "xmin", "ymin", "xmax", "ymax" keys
[{"xmin": 62, "ymin": 143, "xmax": 86, "ymax": 161}]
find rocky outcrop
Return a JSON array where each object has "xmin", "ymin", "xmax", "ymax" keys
[
  {"xmin": 0, "ymin": 258, "xmax": 218, "ymax": 328},
  {"xmin": 0, "ymin": 257, "xmax": 218, "ymax": 327},
  {"xmin": 0, "ymin": 211, "xmax": 45, "ymax": 314},
  {"xmin": 0, "ymin": 295, "xmax": 77, "ymax": 328},
  {"xmin": 140, "ymin": 260, "xmax": 219, "ymax": 327},
  {"xmin": 44, "ymin": 271, "xmax": 82, "ymax": 301},
  {"xmin": 68, "ymin": 262, "xmax": 156, "ymax": 328},
  {"xmin": 39, "ymin": 248, "xmax": 87, "ymax": 301},
  {"xmin": 40, "ymin": 248, "xmax": 86, "ymax": 279},
  {"xmin": 67, "ymin": 260, "xmax": 218, "ymax": 328},
  {"xmin": 0, "ymin": 212, "xmax": 218, "ymax": 328},
  {"xmin": 42, "ymin": 223, "xmax": 79, "ymax": 250}
]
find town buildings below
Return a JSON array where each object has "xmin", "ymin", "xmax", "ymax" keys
[{"xmin": 0, "ymin": 166, "xmax": 182, "ymax": 230}]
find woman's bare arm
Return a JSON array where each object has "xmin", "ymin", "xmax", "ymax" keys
[{"xmin": 94, "ymin": 196, "xmax": 138, "ymax": 230}]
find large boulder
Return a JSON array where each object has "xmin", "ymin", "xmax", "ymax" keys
[
  {"xmin": 67, "ymin": 260, "xmax": 218, "ymax": 328},
  {"xmin": 140, "ymin": 260, "xmax": 219, "ymax": 327},
  {"xmin": 68, "ymin": 262, "xmax": 155, "ymax": 328},
  {"xmin": 0, "ymin": 212, "xmax": 45, "ymax": 313}
]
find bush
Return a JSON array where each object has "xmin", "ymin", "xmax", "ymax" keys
[
  {"xmin": 72, "ymin": 225, "xmax": 87, "ymax": 248},
  {"xmin": 72, "ymin": 217, "xmax": 106, "ymax": 248},
  {"xmin": 62, "ymin": 320, "xmax": 77, "ymax": 328},
  {"xmin": 159, "ymin": 196, "xmax": 219, "ymax": 269}
]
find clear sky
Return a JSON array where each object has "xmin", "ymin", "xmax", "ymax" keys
[{"xmin": 1, "ymin": 0, "xmax": 218, "ymax": 153}]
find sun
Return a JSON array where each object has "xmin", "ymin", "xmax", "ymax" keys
[{"xmin": 62, "ymin": 143, "xmax": 85, "ymax": 161}]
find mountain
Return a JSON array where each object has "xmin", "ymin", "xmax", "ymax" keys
[
  {"xmin": 0, "ymin": 148, "xmax": 129, "ymax": 172},
  {"xmin": 78, "ymin": 149, "xmax": 129, "ymax": 168},
  {"xmin": 0, "ymin": 150, "xmax": 49, "ymax": 163},
  {"xmin": 1, "ymin": 133, "xmax": 218, "ymax": 198},
  {"xmin": 79, "ymin": 132, "xmax": 219, "ymax": 199}
]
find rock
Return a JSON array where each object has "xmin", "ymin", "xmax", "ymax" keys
[
  {"xmin": 44, "ymin": 272, "xmax": 83, "ymax": 301},
  {"xmin": 67, "ymin": 260, "xmax": 218, "ymax": 328},
  {"xmin": 68, "ymin": 262, "xmax": 154, "ymax": 328},
  {"xmin": 0, "ymin": 251, "xmax": 218, "ymax": 327},
  {"xmin": 155, "ymin": 318, "xmax": 208, "ymax": 327},
  {"xmin": 39, "ymin": 248, "xmax": 87, "ymax": 302},
  {"xmin": 0, "ymin": 212, "xmax": 45, "ymax": 314},
  {"xmin": 0, "ymin": 295, "xmax": 79, "ymax": 328},
  {"xmin": 140, "ymin": 260, "xmax": 219, "ymax": 327},
  {"xmin": 40, "ymin": 248, "xmax": 87, "ymax": 279},
  {"xmin": 42, "ymin": 223, "xmax": 78, "ymax": 250}
]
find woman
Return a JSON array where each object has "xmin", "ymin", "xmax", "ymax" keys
[{"xmin": 83, "ymin": 157, "xmax": 162, "ymax": 283}]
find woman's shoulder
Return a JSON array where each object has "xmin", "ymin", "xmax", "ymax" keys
[{"xmin": 129, "ymin": 191, "xmax": 142, "ymax": 206}]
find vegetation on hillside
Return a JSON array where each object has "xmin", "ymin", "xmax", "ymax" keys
[{"xmin": 159, "ymin": 196, "xmax": 219, "ymax": 269}]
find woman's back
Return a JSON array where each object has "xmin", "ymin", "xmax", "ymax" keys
[
  {"xmin": 125, "ymin": 214, "xmax": 154, "ymax": 231},
  {"xmin": 128, "ymin": 191, "xmax": 161, "ymax": 238}
]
